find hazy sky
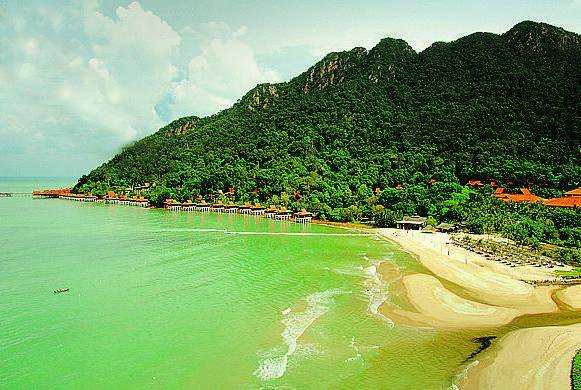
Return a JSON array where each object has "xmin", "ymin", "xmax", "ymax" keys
[{"xmin": 1, "ymin": 0, "xmax": 579, "ymax": 177}]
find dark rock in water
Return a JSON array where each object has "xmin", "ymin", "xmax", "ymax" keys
[
  {"xmin": 53, "ymin": 288, "xmax": 70, "ymax": 294},
  {"xmin": 465, "ymin": 336, "xmax": 497, "ymax": 362}
]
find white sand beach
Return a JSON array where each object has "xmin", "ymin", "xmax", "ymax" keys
[
  {"xmin": 555, "ymin": 285, "xmax": 581, "ymax": 310},
  {"xmin": 377, "ymin": 228, "xmax": 560, "ymax": 315},
  {"xmin": 460, "ymin": 324, "xmax": 581, "ymax": 389},
  {"xmin": 385, "ymin": 273, "xmax": 520, "ymax": 328}
]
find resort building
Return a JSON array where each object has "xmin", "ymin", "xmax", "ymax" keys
[
  {"xmin": 33, "ymin": 188, "xmax": 71, "ymax": 198},
  {"xmin": 294, "ymin": 209, "xmax": 314, "ymax": 223},
  {"xmin": 224, "ymin": 202, "xmax": 239, "ymax": 213},
  {"xmin": 543, "ymin": 188, "xmax": 581, "ymax": 208},
  {"xmin": 396, "ymin": 215, "xmax": 427, "ymax": 230},
  {"xmin": 194, "ymin": 200, "xmax": 211, "ymax": 212},
  {"xmin": 436, "ymin": 222, "xmax": 456, "ymax": 233},
  {"xmin": 265, "ymin": 205, "xmax": 278, "ymax": 218},
  {"xmin": 250, "ymin": 203, "xmax": 266, "ymax": 215},
  {"xmin": 181, "ymin": 200, "xmax": 195, "ymax": 211},
  {"xmin": 492, "ymin": 188, "xmax": 543, "ymax": 204},
  {"xmin": 164, "ymin": 199, "xmax": 182, "ymax": 211},
  {"xmin": 238, "ymin": 202, "xmax": 252, "ymax": 214},
  {"xmin": 211, "ymin": 200, "xmax": 225, "ymax": 212},
  {"xmin": 275, "ymin": 206, "xmax": 293, "ymax": 220},
  {"xmin": 59, "ymin": 193, "xmax": 97, "ymax": 202}
]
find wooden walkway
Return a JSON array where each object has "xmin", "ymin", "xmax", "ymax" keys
[{"xmin": 0, "ymin": 192, "xmax": 32, "ymax": 197}]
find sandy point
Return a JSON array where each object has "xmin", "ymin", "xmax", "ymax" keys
[
  {"xmin": 386, "ymin": 273, "xmax": 520, "ymax": 329},
  {"xmin": 460, "ymin": 324, "xmax": 581, "ymax": 390},
  {"xmin": 555, "ymin": 285, "xmax": 581, "ymax": 310},
  {"xmin": 376, "ymin": 228, "xmax": 559, "ymax": 315}
]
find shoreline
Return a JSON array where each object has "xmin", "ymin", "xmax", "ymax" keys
[
  {"xmin": 375, "ymin": 228, "xmax": 581, "ymax": 389},
  {"xmin": 460, "ymin": 324, "xmax": 581, "ymax": 390}
]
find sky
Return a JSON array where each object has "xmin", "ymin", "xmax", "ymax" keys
[{"xmin": 0, "ymin": 0, "xmax": 579, "ymax": 177}]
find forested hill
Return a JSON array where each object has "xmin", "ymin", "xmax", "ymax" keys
[{"xmin": 75, "ymin": 21, "xmax": 580, "ymax": 220}]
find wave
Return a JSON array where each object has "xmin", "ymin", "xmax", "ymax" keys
[
  {"xmin": 449, "ymin": 359, "xmax": 479, "ymax": 390},
  {"xmin": 254, "ymin": 288, "xmax": 350, "ymax": 381},
  {"xmin": 345, "ymin": 336, "xmax": 363, "ymax": 363},
  {"xmin": 362, "ymin": 263, "xmax": 395, "ymax": 328}
]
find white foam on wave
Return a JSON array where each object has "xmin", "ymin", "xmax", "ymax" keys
[
  {"xmin": 254, "ymin": 288, "xmax": 349, "ymax": 381},
  {"xmin": 449, "ymin": 359, "xmax": 479, "ymax": 390},
  {"xmin": 345, "ymin": 336, "xmax": 363, "ymax": 363},
  {"xmin": 362, "ymin": 263, "xmax": 395, "ymax": 327}
]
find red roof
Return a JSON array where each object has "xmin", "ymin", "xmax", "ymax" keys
[
  {"xmin": 493, "ymin": 188, "xmax": 543, "ymax": 204},
  {"xmin": 564, "ymin": 188, "xmax": 581, "ymax": 197},
  {"xmin": 492, "ymin": 187, "xmax": 505, "ymax": 196},
  {"xmin": 466, "ymin": 180, "xmax": 484, "ymax": 187},
  {"xmin": 544, "ymin": 196, "xmax": 581, "ymax": 208}
]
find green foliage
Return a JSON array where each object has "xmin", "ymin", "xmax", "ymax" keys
[
  {"xmin": 573, "ymin": 349, "xmax": 581, "ymax": 390},
  {"xmin": 373, "ymin": 209, "xmax": 402, "ymax": 228},
  {"xmin": 73, "ymin": 22, "xmax": 580, "ymax": 261}
]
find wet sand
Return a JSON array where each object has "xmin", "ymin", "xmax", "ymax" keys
[
  {"xmin": 460, "ymin": 324, "xmax": 581, "ymax": 389},
  {"xmin": 376, "ymin": 229, "xmax": 559, "ymax": 315},
  {"xmin": 386, "ymin": 273, "xmax": 520, "ymax": 329},
  {"xmin": 375, "ymin": 228, "xmax": 581, "ymax": 389},
  {"xmin": 555, "ymin": 285, "xmax": 581, "ymax": 310}
]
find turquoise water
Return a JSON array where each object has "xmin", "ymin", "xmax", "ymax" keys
[{"xmin": 0, "ymin": 178, "xmax": 478, "ymax": 389}]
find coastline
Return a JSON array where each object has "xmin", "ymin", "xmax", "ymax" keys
[
  {"xmin": 374, "ymin": 227, "xmax": 581, "ymax": 389},
  {"xmin": 459, "ymin": 324, "xmax": 581, "ymax": 390},
  {"xmin": 376, "ymin": 228, "xmax": 564, "ymax": 314}
]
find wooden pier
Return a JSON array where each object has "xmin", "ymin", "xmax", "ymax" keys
[{"xmin": 0, "ymin": 192, "xmax": 32, "ymax": 197}]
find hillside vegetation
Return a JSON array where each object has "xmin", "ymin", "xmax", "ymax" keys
[{"xmin": 74, "ymin": 21, "xmax": 580, "ymax": 259}]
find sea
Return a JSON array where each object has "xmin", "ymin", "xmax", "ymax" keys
[{"xmin": 0, "ymin": 177, "xmax": 482, "ymax": 389}]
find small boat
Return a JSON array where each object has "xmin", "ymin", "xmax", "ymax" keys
[{"xmin": 53, "ymin": 288, "xmax": 70, "ymax": 294}]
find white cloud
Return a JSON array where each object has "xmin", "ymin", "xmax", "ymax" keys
[
  {"xmin": 0, "ymin": 1, "xmax": 281, "ymax": 176},
  {"xmin": 170, "ymin": 29, "xmax": 280, "ymax": 118}
]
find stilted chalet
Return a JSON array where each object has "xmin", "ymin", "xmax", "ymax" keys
[
  {"xmin": 492, "ymin": 188, "xmax": 543, "ymax": 204},
  {"xmin": 224, "ymin": 202, "xmax": 238, "ymax": 213},
  {"xmin": 194, "ymin": 199, "xmax": 211, "ymax": 212},
  {"xmin": 181, "ymin": 200, "xmax": 195, "ymax": 211},
  {"xmin": 238, "ymin": 201, "xmax": 252, "ymax": 214},
  {"xmin": 212, "ymin": 200, "xmax": 225, "ymax": 212},
  {"xmin": 275, "ymin": 206, "xmax": 293, "ymax": 220},
  {"xmin": 265, "ymin": 205, "xmax": 278, "ymax": 218},
  {"xmin": 33, "ymin": 188, "xmax": 71, "ymax": 198},
  {"xmin": 250, "ymin": 203, "xmax": 266, "ymax": 215},
  {"xmin": 396, "ymin": 215, "xmax": 427, "ymax": 230},
  {"xmin": 543, "ymin": 188, "xmax": 581, "ymax": 208},
  {"xmin": 294, "ymin": 209, "xmax": 313, "ymax": 223},
  {"xmin": 164, "ymin": 199, "xmax": 182, "ymax": 211},
  {"xmin": 59, "ymin": 193, "xmax": 97, "ymax": 202}
]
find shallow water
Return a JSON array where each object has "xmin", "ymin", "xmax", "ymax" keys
[{"xmin": 0, "ymin": 178, "xmax": 488, "ymax": 389}]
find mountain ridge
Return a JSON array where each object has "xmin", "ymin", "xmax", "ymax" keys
[{"xmin": 75, "ymin": 21, "xmax": 580, "ymax": 225}]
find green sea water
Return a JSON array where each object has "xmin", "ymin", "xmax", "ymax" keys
[{"xmin": 0, "ymin": 178, "xmax": 482, "ymax": 389}]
